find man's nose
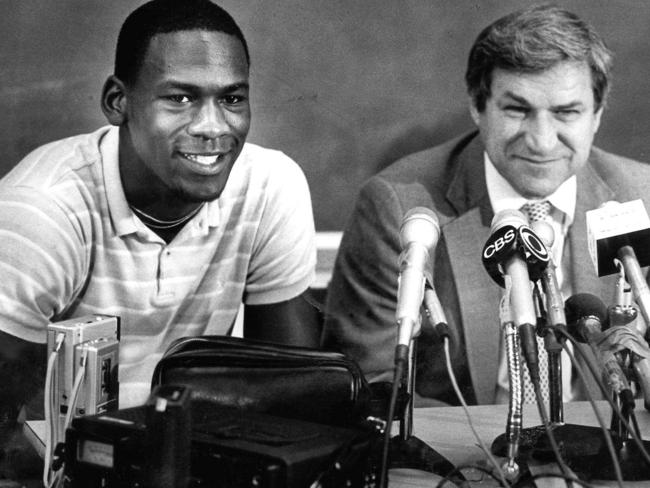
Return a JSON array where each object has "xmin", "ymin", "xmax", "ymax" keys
[
  {"xmin": 524, "ymin": 113, "xmax": 557, "ymax": 154},
  {"xmin": 187, "ymin": 101, "xmax": 229, "ymax": 140}
]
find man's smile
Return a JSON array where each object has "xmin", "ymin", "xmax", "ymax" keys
[
  {"xmin": 513, "ymin": 155, "xmax": 565, "ymax": 164},
  {"xmin": 178, "ymin": 151, "xmax": 229, "ymax": 175},
  {"xmin": 180, "ymin": 152, "xmax": 225, "ymax": 165}
]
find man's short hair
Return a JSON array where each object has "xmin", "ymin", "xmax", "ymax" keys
[
  {"xmin": 115, "ymin": 0, "xmax": 250, "ymax": 86},
  {"xmin": 465, "ymin": 4, "xmax": 612, "ymax": 112}
]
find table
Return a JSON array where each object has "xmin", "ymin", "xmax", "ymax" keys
[
  {"xmin": 389, "ymin": 400, "xmax": 650, "ymax": 487},
  {"xmin": 24, "ymin": 400, "xmax": 650, "ymax": 487}
]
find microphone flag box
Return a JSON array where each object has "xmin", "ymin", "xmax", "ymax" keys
[{"xmin": 586, "ymin": 199, "xmax": 650, "ymax": 277}]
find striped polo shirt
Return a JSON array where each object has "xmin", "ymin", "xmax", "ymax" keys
[{"xmin": 0, "ymin": 126, "xmax": 316, "ymax": 406}]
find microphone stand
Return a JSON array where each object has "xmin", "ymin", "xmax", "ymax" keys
[
  {"xmin": 559, "ymin": 355, "xmax": 650, "ymax": 482},
  {"xmin": 387, "ymin": 335, "xmax": 461, "ymax": 480},
  {"xmin": 617, "ymin": 246, "xmax": 650, "ymax": 337},
  {"xmin": 493, "ymin": 290, "xmax": 650, "ymax": 482},
  {"xmin": 382, "ymin": 206, "xmax": 464, "ymax": 485},
  {"xmin": 487, "ymin": 216, "xmax": 650, "ymax": 481},
  {"xmin": 581, "ymin": 268, "xmax": 650, "ymax": 481},
  {"xmin": 491, "ymin": 284, "xmax": 607, "ymax": 478}
]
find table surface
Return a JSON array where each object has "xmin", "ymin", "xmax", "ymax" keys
[
  {"xmin": 25, "ymin": 400, "xmax": 650, "ymax": 487},
  {"xmin": 389, "ymin": 400, "xmax": 650, "ymax": 488}
]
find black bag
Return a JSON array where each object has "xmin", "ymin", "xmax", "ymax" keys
[{"xmin": 151, "ymin": 336, "xmax": 372, "ymax": 428}]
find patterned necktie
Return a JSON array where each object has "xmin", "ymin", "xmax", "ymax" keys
[{"xmin": 520, "ymin": 201, "xmax": 551, "ymax": 405}]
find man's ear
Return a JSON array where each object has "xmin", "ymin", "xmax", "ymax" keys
[
  {"xmin": 593, "ymin": 106, "xmax": 604, "ymax": 135},
  {"xmin": 468, "ymin": 96, "xmax": 481, "ymax": 126},
  {"xmin": 101, "ymin": 75, "xmax": 128, "ymax": 126}
]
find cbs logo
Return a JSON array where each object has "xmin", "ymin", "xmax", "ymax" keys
[{"xmin": 483, "ymin": 228, "xmax": 516, "ymax": 260}]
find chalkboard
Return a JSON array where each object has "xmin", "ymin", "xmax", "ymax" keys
[{"xmin": 2, "ymin": 1, "xmax": 649, "ymax": 230}]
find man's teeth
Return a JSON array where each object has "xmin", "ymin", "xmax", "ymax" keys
[{"xmin": 184, "ymin": 154, "xmax": 222, "ymax": 165}]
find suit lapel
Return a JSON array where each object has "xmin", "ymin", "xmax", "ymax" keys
[
  {"xmin": 442, "ymin": 135, "xmax": 503, "ymax": 404},
  {"xmin": 444, "ymin": 207, "xmax": 502, "ymax": 404},
  {"xmin": 570, "ymin": 163, "xmax": 615, "ymax": 298}
]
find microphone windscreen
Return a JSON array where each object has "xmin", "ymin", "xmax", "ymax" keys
[
  {"xmin": 399, "ymin": 207, "xmax": 440, "ymax": 251},
  {"xmin": 564, "ymin": 293, "xmax": 608, "ymax": 327},
  {"xmin": 490, "ymin": 208, "xmax": 527, "ymax": 233},
  {"xmin": 530, "ymin": 220, "xmax": 555, "ymax": 249}
]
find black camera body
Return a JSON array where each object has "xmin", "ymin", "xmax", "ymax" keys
[
  {"xmin": 188, "ymin": 405, "xmax": 378, "ymax": 487},
  {"xmin": 63, "ymin": 387, "xmax": 379, "ymax": 488},
  {"xmin": 63, "ymin": 384, "xmax": 191, "ymax": 488}
]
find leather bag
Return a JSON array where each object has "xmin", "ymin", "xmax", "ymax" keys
[{"xmin": 151, "ymin": 336, "xmax": 372, "ymax": 428}]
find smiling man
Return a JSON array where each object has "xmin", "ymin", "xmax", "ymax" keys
[
  {"xmin": 323, "ymin": 4, "xmax": 650, "ymax": 406},
  {"xmin": 0, "ymin": 0, "xmax": 317, "ymax": 446}
]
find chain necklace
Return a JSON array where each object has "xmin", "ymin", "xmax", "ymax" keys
[{"xmin": 129, "ymin": 204, "xmax": 204, "ymax": 230}]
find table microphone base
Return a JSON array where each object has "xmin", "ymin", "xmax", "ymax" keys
[
  {"xmin": 568, "ymin": 435, "xmax": 650, "ymax": 481},
  {"xmin": 389, "ymin": 434, "xmax": 463, "ymax": 481},
  {"xmin": 492, "ymin": 424, "xmax": 650, "ymax": 481}
]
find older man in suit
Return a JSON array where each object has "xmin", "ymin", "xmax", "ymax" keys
[{"xmin": 322, "ymin": 4, "xmax": 650, "ymax": 405}]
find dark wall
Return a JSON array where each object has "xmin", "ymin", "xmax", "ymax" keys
[{"xmin": 2, "ymin": 1, "xmax": 649, "ymax": 230}]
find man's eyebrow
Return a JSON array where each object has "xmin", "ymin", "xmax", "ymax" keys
[
  {"xmin": 501, "ymin": 91, "xmax": 530, "ymax": 105},
  {"xmin": 157, "ymin": 81, "xmax": 249, "ymax": 92},
  {"xmin": 223, "ymin": 82, "xmax": 249, "ymax": 92},
  {"xmin": 552, "ymin": 101, "xmax": 585, "ymax": 110},
  {"xmin": 501, "ymin": 91, "xmax": 585, "ymax": 110}
]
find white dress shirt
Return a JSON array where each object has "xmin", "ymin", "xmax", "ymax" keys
[{"xmin": 484, "ymin": 153, "xmax": 578, "ymax": 403}]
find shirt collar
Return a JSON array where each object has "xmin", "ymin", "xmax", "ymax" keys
[{"xmin": 484, "ymin": 152, "xmax": 576, "ymax": 226}]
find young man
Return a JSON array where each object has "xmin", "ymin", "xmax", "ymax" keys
[
  {"xmin": 323, "ymin": 4, "xmax": 650, "ymax": 405},
  {"xmin": 0, "ymin": 0, "xmax": 318, "ymax": 441}
]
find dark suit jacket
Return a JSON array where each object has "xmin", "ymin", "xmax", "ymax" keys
[{"xmin": 322, "ymin": 131, "xmax": 650, "ymax": 405}]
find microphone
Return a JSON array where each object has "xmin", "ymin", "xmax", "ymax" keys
[
  {"xmin": 482, "ymin": 209, "xmax": 550, "ymax": 396},
  {"xmin": 632, "ymin": 351, "xmax": 650, "ymax": 411},
  {"xmin": 606, "ymin": 274, "xmax": 650, "ymax": 411},
  {"xmin": 602, "ymin": 322, "xmax": 650, "ymax": 411},
  {"xmin": 586, "ymin": 199, "xmax": 650, "ymax": 336},
  {"xmin": 423, "ymin": 286, "xmax": 451, "ymax": 341},
  {"xmin": 395, "ymin": 207, "xmax": 440, "ymax": 353},
  {"xmin": 482, "ymin": 210, "xmax": 548, "ymax": 324},
  {"xmin": 609, "ymin": 261, "xmax": 638, "ymax": 327},
  {"xmin": 564, "ymin": 293, "xmax": 634, "ymax": 403},
  {"xmin": 530, "ymin": 221, "xmax": 566, "ymax": 338},
  {"xmin": 530, "ymin": 220, "xmax": 565, "ymax": 421}
]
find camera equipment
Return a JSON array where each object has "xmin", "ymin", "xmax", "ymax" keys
[
  {"xmin": 64, "ymin": 395, "xmax": 379, "ymax": 488},
  {"xmin": 46, "ymin": 315, "xmax": 120, "ymax": 442},
  {"xmin": 64, "ymin": 384, "xmax": 191, "ymax": 488}
]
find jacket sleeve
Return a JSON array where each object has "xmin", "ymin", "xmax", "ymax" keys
[
  {"xmin": 322, "ymin": 174, "xmax": 474, "ymax": 405},
  {"xmin": 322, "ymin": 176, "xmax": 405, "ymax": 383}
]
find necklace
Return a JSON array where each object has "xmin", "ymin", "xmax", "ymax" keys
[{"xmin": 129, "ymin": 204, "xmax": 204, "ymax": 230}]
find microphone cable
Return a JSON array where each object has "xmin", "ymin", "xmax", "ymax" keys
[
  {"xmin": 443, "ymin": 336, "xmax": 510, "ymax": 487},
  {"xmin": 527, "ymin": 357, "xmax": 575, "ymax": 484},
  {"xmin": 527, "ymin": 472, "xmax": 595, "ymax": 487},
  {"xmin": 43, "ymin": 332, "xmax": 65, "ymax": 488},
  {"xmin": 555, "ymin": 331, "xmax": 624, "ymax": 488},
  {"xmin": 377, "ymin": 353, "xmax": 406, "ymax": 488},
  {"xmin": 514, "ymin": 312, "xmax": 573, "ymax": 483},
  {"xmin": 551, "ymin": 324, "xmax": 650, "ymax": 467},
  {"xmin": 45, "ymin": 345, "xmax": 89, "ymax": 488},
  {"xmin": 435, "ymin": 464, "xmax": 507, "ymax": 488}
]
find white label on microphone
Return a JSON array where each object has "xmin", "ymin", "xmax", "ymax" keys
[{"xmin": 586, "ymin": 199, "xmax": 650, "ymax": 275}]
